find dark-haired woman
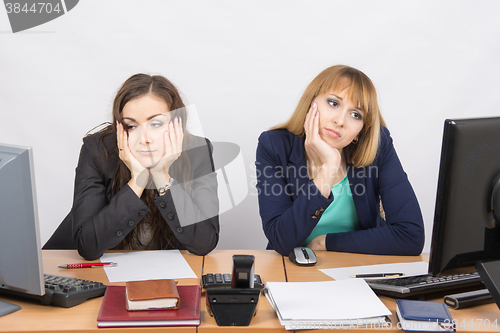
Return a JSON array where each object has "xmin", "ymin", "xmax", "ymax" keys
[{"xmin": 71, "ymin": 74, "xmax": 219, "ymax": 260}]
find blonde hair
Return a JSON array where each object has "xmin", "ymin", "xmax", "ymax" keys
[{"xmin": 273, "ymin": 65, "xmax": 386, "ymax": 167}]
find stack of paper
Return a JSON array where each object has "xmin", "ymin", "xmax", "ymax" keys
[
  {"xmin": 265, "ymin": 279, "xmax": 391, "ymax": 330},
  {"xmin": 101, "ymin": 250, "xmax": 197, "ymax": 283},
  {"xmin": 319, "ymin": 262, "xmax": 429, "ymax": 280}
]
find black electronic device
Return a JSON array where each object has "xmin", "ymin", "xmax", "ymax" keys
[
  {"xmin": 0, "ymin": 144, "xmax": 106, "ymax": 312},
  {"xmin": 0, "ymin": 274, "xmax": 107, "ymax": 308},
  {"xmin": 369, "ymin": 117, "xmax": 500, "ymax": 299},
  {"xmin": 368, "ymin": 271, "xmax": 483, "ymax": 298},
  {"xmin": 205, "ymin": 254, "xmax": 260, "ymax": 326},
  {"xmin": 206, "ymin": 288, "xmax": 260, "ymax": 326},
  {"xmin": 202, "ymin": 273, "xmax": 264, "ymax": 289},
  {"xmin": 476, "ymin": 260, "xmax": 500, "ymax": 309},
  {"xmin": 444, "ymin": 288, "xmax": 493, "ymax": 309},
  {"xmin": 288, "ymin": 247, "xmax": 317, "ymax": 266},
  {"xmin": 231, "ymin": 255, "xmax": 255, "ymax": 288},
  {"xmin": 428, "ymin": 117, "xmax": 500, "ymax": 276}
]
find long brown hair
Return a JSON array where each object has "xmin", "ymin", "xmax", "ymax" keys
[
  {"xmin": 273, "ymin": 65, "xmax": 386, "ymax": 167},
  {"xmin": 102, "ymin": 74, "xmax": 192, "ymax": 250}
]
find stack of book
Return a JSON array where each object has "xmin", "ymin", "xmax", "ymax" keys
[{"xmin": 97, "ymin": 279, "xmax": 201, "ymax": 328}]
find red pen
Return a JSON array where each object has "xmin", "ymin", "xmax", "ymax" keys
[{"xmin": 58, "ymin": 262, "xmax": 117, "ymax": 269}]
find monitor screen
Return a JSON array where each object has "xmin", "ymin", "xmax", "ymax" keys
[
  {"xmin": 429, "ymin": 117, "xmax": 500, "ymax": 276},
  {"xmin": 0, "ymin": 144, "xmax": 44, "ymax": 296}
]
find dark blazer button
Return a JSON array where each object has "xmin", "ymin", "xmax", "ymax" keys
[
  {"xmin": 315, "ymin": 210, "xmax": 320, "ymax": 216},
  {"xmin": 139, "ymin": 210, "xmax": 146, "ymax": 216},
  {"xmin": 311, "ymin": 216, "xmax": 317, "ymax": 219},
  {"xmin": 159, "ymin": 202, "xmax": 166, "ymax": 208},
  {"xmin": 116, "ymin": 230, "xmax": 123, "ymax": 237},
  {"xmin": 128, "ymin": 220, "xmax": 135, "ymax": 227},
  {"xmin": 167, "ymin": 213, "xmax": 174, "ymax": 220},
  {"xmin": 176, "ymin": 227, "xmax": 183, "ymax": 234}
]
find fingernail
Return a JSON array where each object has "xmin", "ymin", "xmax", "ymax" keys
[{"xmin": 311, "ymin": 102, "xmax": 316, "ymax": 108}]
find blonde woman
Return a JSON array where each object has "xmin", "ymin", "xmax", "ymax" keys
[{"xmin": 255, "ymin": 65, "xmax": 424, "ymax": 256}]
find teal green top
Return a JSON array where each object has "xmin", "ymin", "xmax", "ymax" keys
[{"xmin": 304, "ymin": 175, "xmax": 361, "ymax": 246}]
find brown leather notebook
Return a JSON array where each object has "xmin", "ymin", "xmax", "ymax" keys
[{"xmin": 125, "ymin": 279, "xmax": 179, "ymax": 311}]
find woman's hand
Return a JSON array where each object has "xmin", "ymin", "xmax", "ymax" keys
[
  {"xmin": 304, "ymin": 103, "xmax": 342, "ymax": 197},
  {"xmin": 117, "ymin": 121, "xmax": 148, "ymax": 197},
  {"xmin": 304, "ymin": 102, "xmax": 342, "ymax": 172},
  {"xmin": 150, "ymin": 116, "xmax": 184, "ymax": 189},
  {"xmin": 306, "ymin": 234, "xmax": 327, "ymax": 251}
]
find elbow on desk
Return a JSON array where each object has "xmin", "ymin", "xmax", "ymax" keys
[
  {"xmin": 400, "ymin": 233, "xmax": 425, "ymax": 256},
  {"xmin": 380, "ymin": 227, "xmax": 425, "ymax": 256},
  {"xmin": 184, "ymin": 233, "xmax": 219, "ymax": 256},
  {"xmin": 76, "ymin": 245, "xmax": 104, "ymax": 261},
  {"xmin": 265, "ymin": 241, "xmax": 294, "ymax": 257},
  {"xmin": 397, "ymin": 222, "xmax": 425, "ymax": 256},
  {"xmin": 73, "ymin": 234, "xmax": 105, "ymax": 261}
]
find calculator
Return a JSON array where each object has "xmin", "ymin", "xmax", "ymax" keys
[{"xmin": 202, "ymin": 273, "xmax": 264, "ymax": 289}]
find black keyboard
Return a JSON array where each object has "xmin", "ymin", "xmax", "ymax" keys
[
  {"xmin": 367, "ymin": 272, "xmax": 483, "ymax": 297},
  {"xmin": 0, "ymin": 274, "xmax": 106, "ymax": 308},
  {"xmin": 202, "ymin": 273, "xmax": 264, "ymax": 289}
]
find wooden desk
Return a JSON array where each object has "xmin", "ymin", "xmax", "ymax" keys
[
  {"xmin": 0, "ymin": 250, "xmax": 203, "ymax": 333},
  {"xmin": 284, "ymin": 251, "xmax": 500, "ymax": 333},
  {"xmin": 1, "ymin": 250, "xmax": 499, "ymax": 333}
]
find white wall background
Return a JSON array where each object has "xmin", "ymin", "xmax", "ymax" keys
[{"xmin": 1, "ymin": 0, "xmax": 499, "ymax": 253}]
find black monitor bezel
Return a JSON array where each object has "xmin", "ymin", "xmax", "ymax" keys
[{"xmin": 429, "ymin": 117, "xmax": 500, "ymax": 276}]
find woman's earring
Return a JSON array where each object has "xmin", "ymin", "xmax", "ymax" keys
[{"xmin": 352, "ymin": 138, "xmax": 359, "ymax": 144}]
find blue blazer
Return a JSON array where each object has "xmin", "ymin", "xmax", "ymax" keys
[{"xmin": 255, "ymin": 127, "xmax": 424, "ymax": 256}]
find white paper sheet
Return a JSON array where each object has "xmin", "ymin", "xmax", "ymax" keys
[
  {"xmin": 319, "ymin": 261, "xmax": 429, "ymax": 281},
  {"xmin": 101, "ymin": 250, "xmax": 197, "ymax": 283},
  {"xmin": 266, "ymin": 279, "xmax": 391, "ymax": 322}
]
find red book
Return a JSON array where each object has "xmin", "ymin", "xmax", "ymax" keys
[{"xmin": 97, "ymin": 285, "xmax": 201, "ymax": 328}]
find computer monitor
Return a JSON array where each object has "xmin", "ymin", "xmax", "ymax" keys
[
  {"xmin": 0, "ymin": 144, "xmax": 45, "ymax": 307},
  {"xmin": 428, "ymin": 117, "xmax": 500, "ymax": 276}
]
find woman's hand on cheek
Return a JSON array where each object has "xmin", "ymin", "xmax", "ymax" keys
[
  {"xmin": 306, "ymin": 234, "xmax": 327, "ymax": 251},
  {"xmin": 117, "ymin": 122, "xmax": 148, "ymax": 195},
  {"xmin": 304, "ymin": 102, "xmax": 341, "ymax": 169},
  {"xmin": 304, "ymin": 103, "xmax": 342, "ymax": 197},
  {"xmin": 150, "ymin": 116, "xmax": 184, "ymax": 185}
]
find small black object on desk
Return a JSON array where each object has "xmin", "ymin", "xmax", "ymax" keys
[
  {"xmin": 206, "ymin": 255, "xmax": 260, "ymax": 326},
  {"xmin": 289, "ymin": 247, "xmax": 317, "ymax": 266},
  {"xmin": 476, "ymin": 259, "xmax": 500, "ymax": 309},
  {"xmin": 444, "ymin": 288, "xmax": 493, "ymax": 309}
]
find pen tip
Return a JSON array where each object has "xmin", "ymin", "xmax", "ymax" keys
[{"xmin": 58, "ymin": 265, "xmax": 65, "ymax": 268}]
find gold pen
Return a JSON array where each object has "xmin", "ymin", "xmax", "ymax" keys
[{"xmin": 351, "ymin": 273, "xmax": 404, "ymax": 278}]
